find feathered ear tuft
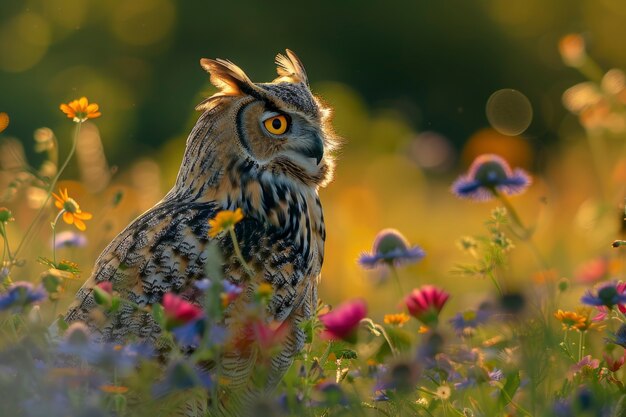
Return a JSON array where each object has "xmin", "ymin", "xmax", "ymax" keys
[
  {"xmin": 200, "ymin": 58, "xmax": 253, "ymax": 95},
  {"xmin": 274, "ymin": 49, "xmax": 308, "ymax": 85},
  {"xmin": 196, "ymin": 58, "xmax": 256, "ymax": 111}
]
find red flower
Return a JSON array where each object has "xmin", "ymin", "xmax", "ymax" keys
[
  {"xmin": 97, "ymin": 282, "xmax": 113, "ymax": 294},
  {"xmin": 162, "ymin": 293, "xmax": 203, "ymax": 328},
  {"xmin": 319, "ymin": 299, "xmax": 367, "ymax": 343},
  {"xmin": 604, "ymin": 350, "xmax": 626, "ymax": 372},
  {"xmin": 405, "ymin": 285, "xmax": 450, "ymax": 325}
]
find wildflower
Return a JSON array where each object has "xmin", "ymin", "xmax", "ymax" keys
[
  {"xmin": 554, "ymin": 309, "xmax": 587, "ymax": 331},
  {"xmin": 100, "ymin": 385, "xmax": 129, "ymax": 394},
  {"xmin": 449, "ymin": 307, "xmax": 490, "ymax": 335},
  {"xmin": 358, "ymin": 228, "xmax": 425, "ymax": 269},
  {"xmin": 607, "ymin": 324, "xmax": 626, "ymax": 348},
  {"xmin": 581, "ymin": 282, "xmax": 626, "ymax": 309},
  {"xmin": 451, "ymin": 154, "xmax": 531, "ymax": 201},
  {"xmin": 575, "ymin": 257, "xmax": 609, "ymax": 284},
  {"xmin": 316, "ymin": 381, "xmax": 348, "ymax": 406},
  {"xmin": 377, "ymin": 359, "xmax": 421, "ymax": 393},
  {"xmin": 0, "ymin": 207, "xmax": 13, "ymax": 223},
  {"xmin": 93, "ymin": 281, "xmax": 114, "ymax": 308},
  {"xmin": 208, "ymin": 208, "xmax": 244, "ymax": 238},
  {"xmin": 568, "ymin": 355, "xmax": 600, "ymax": 379},
  {"xmin": 604, "ymin": 350, "xmax": 626, "ymax": 372},
  {"xmin": 53, "ymin": 230, "xmax": 87, "ymax": 249},
  {"xmin": 0, "ymin": 112, "xmax": 8, "ymax": 133},
  {"xmin": 384, "ymin": 312, "xmax": 410, "ymax": 327},
  {"xmin": 404, "ymin": 285, "xmax": 449, "ymax": 326},
  {"xmin": 592, "ymin": 282, "xmax": 626, "ymax": 321},
  {"xmin": 52, "ymin": 188, "xmax": 93, "ymax": 231},
  {"xmin": 152, "ymin": 360, "xmax": 212, "ymax": 398},
  {"xmin": 162, "ymin": 293, "xmax": 203, "ymax": 329},
  {"xmin": 220, "ymin": 281, "xmax": 242, "ymax": 308},
  {"xmin": 257, "ymin": 282, "xmax": 273, "ymax": 298},
  {"xmin": 237, "ymin": 320, "xmax": 289, "ymax": 353},
  {"xmin": 0, "ymin": 282, "xmax": 46, "ymax": 311},
  {"xmin": 59, "ymin": 97, "xmax": 101, "ymax": 123},
  {"xmin": 558, "ymin": 33, "xmax": 586, "ymax": 67},
  {"xmin": 319, "ymin": 299, "xmax": 367, "ymax": 343},
  {"xmin": 435, "ymin": 385, "xmax": 451, "ymax": 400}
]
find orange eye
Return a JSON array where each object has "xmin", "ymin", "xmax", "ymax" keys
[{"xmin": 263, "ymin": 114, "xmax": 289, "ymax": 135}]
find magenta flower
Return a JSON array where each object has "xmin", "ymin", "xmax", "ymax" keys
[
  {"xmin": 451, "ymin": 154, "xmax": 531, "ymax": 201},
  {"xmin": 319, "ymin": 299, "xmax": 367, "ymax": 343},
  {"xmin": 592, "ymin": 282, "xmax": 626, "ymax": 321},
  {"xmin": 405, "ymin": 285, "xmax": 450, "ymax": 325},
  {"xmin": 581, "ymin": 282, "xmax": 626, "ymax": 310},
  {"xmin": 358, "ymin": 229, "xmax": 425, "ymax": 270},
  {"xmin": 162, "ymin": 293, "xmax": 203, "ymax": 329}
]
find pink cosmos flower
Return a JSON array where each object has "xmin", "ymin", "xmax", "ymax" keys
[
  {"xmin": 588, "ymin": 282, "xmax": 626, "ymax": 321},
  {"xmin": 405, "ymin": 285, "xmax": 450, "ymax": 325},
  {"xmin": 319, "ymin": 299, "xmax": 367, "ymax": 343},
  {"xmin": 604, "ymin": 350, "xmax": 626, "ymax": 372},
  {"xmin": 162, "ymin": 293, "xmax": 203, "ymax": 328},
  {"xmin": 568, "ymin": 355, "xmax": 599, "ymax": 380}
]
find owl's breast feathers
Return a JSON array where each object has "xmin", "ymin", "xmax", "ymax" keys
[{"xmin": 64, "ymin": 156, "xmax": 325, "ymax": 345}]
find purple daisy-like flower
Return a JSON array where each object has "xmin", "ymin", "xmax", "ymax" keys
[
  {"xmin": 0, "ymin": 281, "xmax": 46, "ymax": 311},
  {"xmin": 581, "ymin": 282, "xmax": 626, "ymax": 309},
  {"xmin": 53, "ymin": 230, "xmax": 87, "ymax": 249},
  {"xmin": 358, "ymin": 228, "xmax": 425, "ymax": 269},
  {"xmin": 449, "ymin": 307, "xmax": 491, "ymax": 335},
  {"xmin": 451, "ymin": 154, "xmax": 531, "ymax": 201}
]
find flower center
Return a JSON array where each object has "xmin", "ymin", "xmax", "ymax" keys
[
  {"xmin": 473, "ymin": 161, "xmax": 509, "ymax": 186},
  {"xmin": 63, "ymin": 198, "xmax": 80, "ymax": 213},
  {"xmin": 599, "ymin": 286, "xmax": 618, "ymax": 305},
  {"xmin": 374, "ymin": 232, "xmax": 408, "ymax": 255}
]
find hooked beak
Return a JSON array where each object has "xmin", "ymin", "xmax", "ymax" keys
[{"xmin": 299, "ymin": 133, "xmax": 324, "ymax": 165}]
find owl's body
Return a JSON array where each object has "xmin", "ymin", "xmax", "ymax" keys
[{"xmin": 64, "ymin": 51, "xmax": 336, "ymax": 400}]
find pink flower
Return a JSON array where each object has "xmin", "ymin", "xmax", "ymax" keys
[
  {"xmin": 162, "ymin": 293, "xmax": 203, "ymax": 328},
  {"xmin": 96, "ymin": 282, "xmax": 113, "ymax": 294},
  {"xmin": 405, "ymin": 285, "xmax": 450, "ymax": 325},
  {"xmin": 93, "ymin": 282, "xmax": 114, "ymax": 307},
  {"xmin": 592, "ymin": 282, "xmax": 626, "ymax": 321},
  {"xmin": 319, "ymin": 299, "xmax": 367, "ymax": 343},
  {"xmin": 576, "ymin": 257, "xmax": 609, "ymax": 284},
  {"xmin": 568, "ymin": 355, "xmax": 599, "ymax": 380}
]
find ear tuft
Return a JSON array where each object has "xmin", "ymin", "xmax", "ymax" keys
[
  {"xmin": 274, "ymin": 49, "xmax": 308, "ymax": 85},
  {"xmin": 200, "ymin": 58, "xmax": 253, "ymax": 96}
]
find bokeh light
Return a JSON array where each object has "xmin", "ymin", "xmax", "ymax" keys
[{"xmin": 485, "ymin": 89, "xmax": 533, "ymax": 136}]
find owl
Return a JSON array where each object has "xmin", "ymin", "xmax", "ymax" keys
[{"xmin": 63, "ymin": 50, "xmax": 337, "ymax": 407}]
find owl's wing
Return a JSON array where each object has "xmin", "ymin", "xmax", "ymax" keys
[{"xmin": 64, "ymin": 199, "xmax": 219, "ymax": 342}]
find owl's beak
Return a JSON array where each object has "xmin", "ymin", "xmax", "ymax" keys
[{"xmin": 300, "ymin": 134, "xmax": 324, "ymax": 165}]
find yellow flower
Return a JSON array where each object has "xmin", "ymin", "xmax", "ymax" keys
[
  {"xmin": 52, "ymin": 188, "xmax": 93, "ymax": 231},
  {"xmin": 208, "ymin": 208, "xmax": 244, "ymax": 238},
  {"xmin": 59, "ymin": 97, "xmax": 101, "ymax": 123},
  {"xmin": 0, "ymin": 112, "xmax": 9, "ymax": 133},
  {"xmin": 257, "ymin": 282, "xmax": 273, "ymax": 297},
  {"xmin": 554, "ymin": 309, "xmax": 586, "ymax": 331},
  {"xmin": 383, "ymin": 312, "xmax": 410, "ymax": 327}
]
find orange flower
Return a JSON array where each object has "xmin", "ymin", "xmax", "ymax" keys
[
  {"xmin": 52, "ymin": 188, "xmax": 93, "ymax": 231},
  {"xmin": 99, "ymin": 384, "xmax": 129, "ymax": 394},
  {"xmin": 554, "ymin": 309, "xmax": 586, "ymax": 331},
  {"xmin": 59, "ymin": 97, "xmax": 101, "ymax": 123},
  {"xmin": 0, "ymin": 112, "xmax": 8, "ymax": 133},
  {"xmin": 383, "ymin": 312, "xmax": 410, "ymax": 327},
  {"xmin": 208, "ymin": 208, "xmax": 244, "ymax": 238}
]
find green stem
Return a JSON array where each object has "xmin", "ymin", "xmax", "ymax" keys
[
  {"xmin": 228, "ymin": 227, "xmax": 254, "ymax": 278},
  {"xmin": 10, "ymin": 122, "xmax": 82, "ymax": 270},
  {"xmin": 389, "ymin": 265, "xmax": 404, "ymax": 296},
  {"xmin": 0, "ymin": 222, "xmax": 11, "ymax": 267},
  {"xmin": 51, "ymin": 210, "xmax": 64, "ymax": 265},
  {"xmin": 578, "ymin": 331, "xmax": 585, "ymax": 362},
  {"xmin": 487, "ymin": 270, "xmax": 503, "ymax": 297}
]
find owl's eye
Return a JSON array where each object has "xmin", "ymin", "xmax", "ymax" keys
[{"xmin": 263, "ymin": 114, "xmax": 289, "ymax": 135}]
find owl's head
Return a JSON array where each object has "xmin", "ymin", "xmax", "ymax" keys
[{"xmin": 195, "ymin": 50, "xmax": 338, "ymax": 189}]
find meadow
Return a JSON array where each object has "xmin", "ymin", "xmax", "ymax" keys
[{"xmin": 2, "ymin": 5, "xmax": 626, "ymax": 416}]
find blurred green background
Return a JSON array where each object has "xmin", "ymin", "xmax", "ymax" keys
[{"xmin": 1, "ymin": 0, "xmax": 625, "ymax": 310}]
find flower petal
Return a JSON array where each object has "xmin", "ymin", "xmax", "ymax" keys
[
  {"xmin": 63, "ymin": 212, "xmax": 74, "ymax": 225},
  {"xmin": 74, "ymin": 211, "xmax": 92, "ymax": 220},
  {"xmin": 74, "ymin": 219, "xmax": 86, "ymax": 231}
]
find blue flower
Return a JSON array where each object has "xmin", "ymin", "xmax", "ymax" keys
[
  {"xmin": 581, "ymin": 282, "xmax": 626, "ymax": 309},
  {"xmin": 606, "ymin": 323, "xmax": 626, "ymax": 348},
  {"xmin": 449, "ymin": 307, "xmax": 491, "ymax": 335},
  {"xmin": 53, "ymin": 230, "xmax": 87, "ymax": 249},
  {"xmin": 358, "ymin": 229, "xmax": 425, "ymax": 269},
  {"xmin": 451, "ymin": 154, "xmax": 531, "ymax": 201},
  {"xmin": 0, "ymin": 282, "xmax": 46, "ymax": 311},
  {"xmin": 152, "ymin": 360, "xmax": 212, "ymax": 398}
]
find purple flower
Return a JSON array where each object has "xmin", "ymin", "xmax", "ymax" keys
[
  {"xmin": 581, "ymin": 282, "xmax": 626, "ymax": 309},
  {"xmin": 152, "ymin": 360, "xmax": 212, "ymax": 398},
  {"xmin": 449, "ymin": 307, "xmax": 491, "ymax": 335},
  {"xmin": 358, "ymin": 229, "xmax": 425, "ymax": 269},
  {"xmin": 53, "ymin": 230, "xmax": 87, "ymax": 249},
  {"xmin": 606, "ymin": 323, "xmax": 626, "ymax": 348},
  {"xmin": 0, "ymin": 282, "xmax": 46, "ymax": 311},
  {"xmin": 451, "ymin": 154, "xmax": 531, "ymax": 201}
]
